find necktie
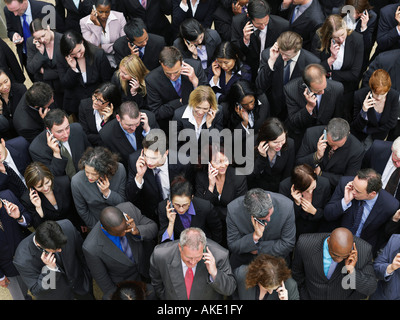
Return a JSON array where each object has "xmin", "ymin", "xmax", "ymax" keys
[
  {"xmin": 120, "ymin": 236, "xmax": 134, "ymax": 262},
  {"xmin": 283, "ymin": 59, "xmax": 292, "ymax": 85},
  {"xmin": 185, "ymin": 267, "xmax": 194, "ymax": 299},
  {"xmin": 60, "ymin": 143, "xmax": 76, "ymax": 179},
  {"xmin": 328, "ymin": 147, "xmax": 335, "ymax": 160},
  {"xmin": 22, "ymin": 14, "xmax": 31, "ymax": 53},
  {"xmin": 126, "ymin": 132, "xmax": 137, "ymax": 151},
  {"xmin": 153, "ymin": 167, "xmax": 164, "ymax": 201},
  {"xmin": 140, "ymin": 0, "xmax": 147, "ymax": 9},
  {"xmin": 350, "ymin": 201, "xmax": 365, "ymax": 234},
  {"xmin": 138, "ymin": 48, "xmax": 144, "ymax": 60},
  {"xmin": 3, "ymin": 161, "xmax": 26, "ymax": 197},
  {"xmin": 173, "ymin": 78, "xmax": 182, "ymax": 97},
  {"xmin": 326, "ymin": 260, "xmax": 337, "ymax": 280},
  {"xmin": 385, "ymin": 167, "xmax": 400, "ymax": 198},
  {"xmin": 312, "ymin": 98, "xmax": 319, "ymax": 117},
  {"xmin": 291, "ymin": 6, "xmax": 300, "ymax": 23}
]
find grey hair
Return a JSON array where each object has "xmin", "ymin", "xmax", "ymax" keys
[
  {"xmin": 179, "ymin": 227, "xmax": 207, "ymax": 250},
  {"xmin": 392, "ymin": 137, "xmax": 400, "ymax": 159},
  {"xmin": 243, "ymin": 188, "xmax": 273, "ymax": 218},
  {"xmin": 326, "ymin": 118, "xmax": 350, "ymax": 141}
]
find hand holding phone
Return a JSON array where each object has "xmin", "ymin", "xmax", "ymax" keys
[{"xmin": 123, "ymin": 212, "xmax": 135, "ymax": 233}]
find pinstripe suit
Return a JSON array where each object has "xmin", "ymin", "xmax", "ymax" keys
[{"xmin": 292, "ymin": 232, "xmax": 377, "ymax": 300}]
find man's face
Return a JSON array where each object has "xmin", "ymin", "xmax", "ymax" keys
[
  {"xmin": 6, "ymin": 0, "xmax": 28, "ymax": 16},
  {"xmin": 0, "ymin": 139, "xmax": 8, "ymax": 162},
  {"xmin": 133, "ymin": 29, "xmax": 149, "ymax": 48},
  {"xmin": 179, "ymin": 243, "xmax": 204, "ymax": 269},
  {"xmin": 107, "ymin": 220, "xmax": 128, "ymax": 237},
  {"xmin": 37, "ymin": 95, "xmax": 54, "ymax": 110},
  {"xmin": 391, "ymin": 150, "xmax": 400, "ymax": 168},
  {"xmin": 143, "ymin": 148, "xmax": 167, "ymax": 170},
  {"xmin": 251, "ymin": 15, "xmax": 269, "ymax": 31},
  {"xmin": 351, "ymin": 176, "xmax": 375, "ymax": 201},
  {"xmin": 326, "ymin": 133, "xmax": 347, "ymax": 151},
  {"xmin": 49, "ymin": 117, "xmax": 70, "ymax": 143},
  {"xmin": 327, "ymin": 237, "xmax": 352, "ymax": 263},
  {"xmin": 309, "ymin": 77, "xmax": 327, "ymax": 96},
  {"xmin": 161, "ymin": 60, "xmax": 182, "ymax": 82},
  {"xmin": 117, "ymin": 114, "xmax": 141, "ymax": 134},
  {"xmin": 279, "ymin": 48, "xmax": 298, "ymax": 62}
]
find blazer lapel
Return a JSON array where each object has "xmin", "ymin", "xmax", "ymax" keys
[{"xmin": 167, "ymin": 249, "xmax": 188, "ymax": 300}]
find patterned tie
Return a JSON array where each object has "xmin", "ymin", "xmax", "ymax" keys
[
  {"xmin": 291, "ymin": 6, "xmax": 300, "ymax": 23},
  {"xmin": 22, "ymin": 14, "xmax": 31, "ymax": 53},
  {"xmin": 138, "ymin": 48, "xmax": 144, "ymax": 60},
  {"xmin": 3, "ymin": 161, "xmax": 26, "ymax": 197},
  {"xmin": 173, "ymin": 78, "xmax": 182, "ymax": 97},
  {"xmin": 385, "ymin": 167, "xmax": 400, "ymax": 198},
  {"xmin": 328, "ymin": 147, "xmax": 335, "ymax": 160},
  {"xmin": 60, "ymin": 143, "xmax": 76, "ymax": 179},
  {"xmin": 120, "ymin": 236, "xmax": 134, "ymax": 262},
  {"xmin": 283, "ymin": 59, "xmax": 292, "ymax": 85},
  {"xmin": 185, "ymin": 267, "xmax": 194, "ymax": 299},
  {"xmin": 350, "ymin": 200, "xmax": 365, "ymax": 234},
  {"xmin": 140, "ymin": 0, "xmax": 147, "ymax": 9}
]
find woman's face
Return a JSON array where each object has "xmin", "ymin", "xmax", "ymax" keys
[
  {"xmin": 267, "ymin": 132, "xmax": 286, "ymax": 153},
  {"xmin": 210, "ymin": 152, "xmax": 229, "ymax": 175},
  {"xmin": 171, "ymin": 195, "xmax": 192, "ymax": 215},
  {"xmin": 192, "ymin": 100, "xmax": 211, "ymax": 120},
  {"xmin": 258, "ymin": 283, "xmax": 280, "ymax": 295},
  {"xmin": 119, "ymin": 65, "xmax": 133, "ymax": 81},
  {"xmin": 84, "ymin": 165, "xmax": 100, "ymax": 183},
  {"xmin": 216, "ymin": 58, "xmax": 236, "ymax": 73},
  {"xmin": 371, "ymin": 89, "xmax": 388, "ymax": 102},
  {"xmin": 302, "ymin": 179, "xmax": 317, "ymax": 195},
  {"xmin": 187, "ymin": 32, "xmax": 204, "ymax": 46},
  {"xmin": 69, "ymin": 42, "xmax": 85, "ymax": 59},
  {"xmin": 92, "ymin": 92, "xmax": 109, "ymax": 110},
  {"xmin": 240, "ymin": 95, "xmax": 255, "ymax": 112},
  {"xmin": 331, "ymin": 27, "xmax": 347, "ymax": 46},
  {"xmin": 0, "ymin": 73, "xmax": 11, "ymax": 95},
  {"xmin": 33, "ymin": 27, "xmax": 52, "ymax": 45},
  {"xmin": 96, "ymin": 4, "xmax": 111, "ymax": 24},
  {"xmin": 34, "ymin": 177, "xmax": 53, "ymax": 194}
]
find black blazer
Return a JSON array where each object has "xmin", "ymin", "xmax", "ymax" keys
[
  {"xmin": 99, "ymin": 111, "xmax": 159, "ymax": 170},
  {"xmin": 351, "ymin": 87, "xmax": 399, "ymax": 141},
  {"xmin": 110, "ymin": 72, "xmax": 148, "ymax": 109},
  {"xmin": 361, "ymin": 139, "xmax": 392, "ymax": 174},
  {"xmin": 57, "ymin": 44, "xmax": 113, "ymax": 114},
  {"xmin": 256, "ymin": 47, "xmax": 321, "ymax": 117},
  {"xmin": 158, "ymin": 196, "xmax": 222, "ymax": 244},
  {"xmin": 376, "ymin": 3, "xmax": 400, "ymax": 54},
  {"xmin": 231, "ymin": 13, "xmax": 289, "ymax": 79},
  {"xmin": 0, "ymin": 37, "xmax": 25, "ymax": 84},
  {"xmin": 113, "ymin": 32, "xmax": 166, "ymax": 70},
  {"xmin": 55, "ymin": 0, "xmax": 94, "ymax": 33}
]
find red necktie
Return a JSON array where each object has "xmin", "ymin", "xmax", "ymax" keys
[{"xmin": 185, "ymin": 268, "xmax": 193, "ymax": 299}]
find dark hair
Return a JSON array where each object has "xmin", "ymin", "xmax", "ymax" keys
[
  {"xmin": 35, "ymin": 220, "xmax": 67, "ymax": 250},
  {"xmin": 342, "ymin": 0, "xmax": 373, "ymax": 15},
  {"xmin": 356, "ymin": 168, "xmax": 382, "ymax": 193},
  {"xmin": 60, "ymin": 30, "xmax": 95, "ymax": 64},
  {"xmin": 228, "ymin": 79, "xmax": 258, "ymax": 111},
  {"xmin": 93, "ymin": 82, "xmax": 121, "ymax": 109},
  {"xmin": 159, "ymin": 46, "xmax": 182, "ymax": 67},
  {"xmin": 30, "ymin": 17, "xmax": 50, "ymax": 34},
  {"xmin": 78, "ymin": 146, "xmax": 120, "ymax": 177},
  {"xmin": 26, "ymin": 82, "xmax": 53, "ymax": 108},
  {"xmin": 170, "ymin": 175, "xmax": 194, "ymax": 198},
  {"xmin": 213, "ymin": 41, "xmax": 242, "ymax": 74},
  {"xmin": 179, "ymin": 18, "xmax": 205, "ymax": 42},
  {"xmin": 44, "ymin": 108, "xmax": 68, "ymax": 130},
  {"xmin": 142, "ymin": 130, "xmax": 168, "ymax": 155},
  {"xmin": 291, "ymin": 164, "xmax": 317, "ymax": 192},
  {"xmin": 248, "ymin": 0, "xmax": 270, "ymax": 20},
  {"xmin": 257, "ymin": 118, "xmax": 288, "ymax": 150},
  {"xmin": 111, "ymin": 281, "xmax": 148, "ymax": 300},
  {"xmin": 95, "ymin": 0, "xmax": 111, "ymax": 6},
  {"xmin": 24, "ymin": 162, "xmax": 54, "ymax": 190},
  {"xmin": 100, "ymin": 206, "xmax": 124, "ymax": 230},
  {"xmin": 124, "ymin": 18, "xmax": 147, "ymax": 41}
]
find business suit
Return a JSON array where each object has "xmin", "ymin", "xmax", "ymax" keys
[
  {"xmin": 233, "ymin": 265, "xmax": 299, "ymax": 300},
  {"xmin": 113, "ymin": 32, "xmax": 166, "ymax": 70},
  {"xmin": 149, "ymin": 238, "xmax": 236, "ymax": 300},
  {"xmin": 13, "ymin": 219, "xmax": 93, "ymax": 300},
  {"xmin": 361, "ymin": 139, "xmax": 392, "ymax": 175},
  {"xmin": 212, "ymin": 0, "xmax": 235, "ymax": 42},
  {"xmin": 351, "ymin": 87, "xmax": 399, "ymax": 142},
  {"xmin": 296, "ymin": 125, "xmax": 365, "ymax": 190},
  {"xmin": 0, "ymin": 37, "xmax": 25, "ymax": 84},
  {"xmin": 82, "ymin": 201, "xmax": 158, "ymax": 299},
  {"xmin": 376, "ymin": 3, "xmax": 400, "ymax": 54},
  {"xmin": 370, "ymin": 234, "xmax": 400, "ymax": 300},
  {"xmin": 146, "ymin": 58, "xmax": 207, "ymax": 133},
  {"xmin": 55, "ymin": 0, "xmax": 94, "ymax": 33},
  {"xmin": 71, "ymin": 162, "xmax": 126, "ymax": 229},
  {"xmin": 284, "ymin": 77, "xmax": 344, "ymax": 150},
  {"xmin": 226, "ymin": 191, "xmax": 296, "ymax": 269},
  {"xmin": 324, "ymin": 175, "xmax": 399, "ymax": 254},
  {"xmin": 279, "ymin": 175, "xmax": 332, "ymax": 238},
  {"xmin": 231, "ymin": 13, "xmax": 289, "ymax": 80},
  {"xmin": 256, "ymin": 47, "xmax": 321, "ymax": 119},
  {"xmin": 99, "ymin": 112, "xmax": 159, "ymax": 170},
  {"xmin": 126, "ymin": 150, "xmax": 192, "ymax": 222},
  {"xmin": 120, "ymin": 0, "xmax": 173, "ymax": 44},
  {"xmin": 158, "ymin": 197, "xmax": 222, "ymax": 244},
  {"xmin": 291, "ymin": 232, "xmax": 377, "ymax": 300},
  {"xmin": 0, "ymin": 137, "xmax": 31, "ymax": 199},
  {"xmin": 29, "ymin": 123, "xmax": 91, "ymax": 177},
  {"xmin": 173, "ymin": 28, "xmax": 221, "ymax": 69},
  {"xmin": 57, "ymin": 43, "xmax": 113, "ymax": 115},
  {"xmin": 278, "ymin": 0, "xmax": 325, "ymax": 50}
]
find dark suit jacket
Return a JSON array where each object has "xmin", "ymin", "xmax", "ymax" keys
[
  {"xmin": 13, "ymin": 219, "xmax": 92, "ymax": 300},
  {"xmin": 292, "ymin": 232, "xmax": 377, "ymax": 300},
  {"xmin": 0, "ymin": 82, "xmax": 27, "ymax": 123},
  {"xmin": 376, "ymin": 3, "xmax": 400, "ymax": 53},
  {"xmin": 278, "ymin": 0, "xmax": 325, "ymax": 50},
  {"xmin": 0, "ymin": 37, "xmax": 25, "ymax": 84},
  {"xmin": 351, "ymin": 87, "xmax": 399, "ymax": 141},
  {"xmin": 0, "ymin": 189, "xmax": 31, "ymax": 278},
  {"xmin": 353, "ymin": 9, "xmax": 377, "ymax": 70},
  {"xmin": 29, "ymin": 123, "xmax": 91, "ymax": 177},
  {"xmin": 99, "ymin": 112, "xmax": 159, "ymax": 170},
  {"xmin": 82, "ymin": 201, "xmax": 158, "ymax": 299},
  {"xmin": 57, "ymin": 44, "xmax": 113, "ymax": 114},
  {"xmin": 212, "ymin": 0, "xmax": 235, "ymax": 42},
  {"xmin": 120, "ymin": 0, "xmax": 173, "ymax": 44},
  {"xmin": 324, "ymin": 175, "xmax": 399, "ymax": 254},
  {"xmin": 145, "ymin": 58, "xmax": 207, "ymax": 132},
  {"xmin": 0, "ymin": 137, "xmax": 31, "ymax": 198},
  {"xmin": 55, "ymin": 0, "xmax": 93, "ymax": 33},
  {"xmin": 296, "ymin": 125, "xmax": 365, "ymax": 189},
  {"xmin": 361, "ymin": 139, "xmax": 392, "ymax": 174},
  {"xmin": 256, "ymin": 47, "xmax": 321, "ymax": 118},
  {"xmin": 113, "ymin": 32, "xmax": 166, "ymax": 70},
  {"xmin": 231, "ymin": 13, "xmax": 289, "ymax": 79}
]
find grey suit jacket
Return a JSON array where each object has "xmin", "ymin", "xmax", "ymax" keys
[
  {"xmin": 149, "ymin": 238, "xmax": 236, "ymax": 300},
  {"xmin": 226, "ymin": 191, "xmax": 296, "ymax": 268},
  {"xmin": 71, "ymin": 162, "xmax": 126, "ymax": 228},
  {"xmin": 82, "ymin": 201, "xmax": 158, "ymax": 299}
]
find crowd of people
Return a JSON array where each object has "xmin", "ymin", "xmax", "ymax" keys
[{"xmin": 1, "ymin": 0, "xmax": 400, "ymax": 301}]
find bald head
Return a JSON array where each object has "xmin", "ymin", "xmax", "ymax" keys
[
  {"xmin": 328, "ymin": 228, "xmax": 354, "ymax": 262},
  {"xmin": 100, "ymin": 206, "xmax": 125, "ymax": 231}
]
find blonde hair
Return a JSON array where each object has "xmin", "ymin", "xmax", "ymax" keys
[
  {"xmin": 316, "ymin": 14, "xmax": 353, "ymax": 53},
  {"xmin": 188, "ymin": 85, "xmax": 218, "ymax": 112},
  {"xmin": 118, "ymin": 54, "xmax": 149, "ymax": 96}
]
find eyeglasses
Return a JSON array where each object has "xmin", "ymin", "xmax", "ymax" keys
[
  {"xmin": 92, "ymin": 94, "xmax": 108, "ymax": 105},
  {"xmin": 172, "ymin": 202, "xmax": 191, "ymax": 210}
]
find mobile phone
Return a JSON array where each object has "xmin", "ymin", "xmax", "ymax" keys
[
  {"xmin": 46, "ymin": 128, "xmax": 53, "ymax": 136},
  {"xmin": 301, "ymin": 83, "xmax": 314, "ymax": 97},
  {"xmin": 203, "ymin": 245, "xmax": 208, "ymax": 254},
  {"xmin": 236, "ymin": 102, "xmax": 243, "ymax": 111},
  {"xmin": 185, "ymin": 39, "xmax": 191, "ymax": 46},
  {"xmin": 208, "ymin": 162, "xmax": 216, "ymax": 171},
  {"xmin": 323, "ymin": 129, "xmax": 327, "ymax": 140},
  {"xmin": 123, "ymin": 212, "xmax": 134, "ymax": 232},
  {"xmin": 253, "ymin": 216, "xmax": 266, "ymax": 227},
  {"xmin": 368, "ymin": 92, "xmax": 373, "ymax": 100},
  {"xmin": 168, "ymin": 195, "xmax": 174, "ymax": 209},
  {"xmin": 332, "ymin": 39, "xmax": 336, "ymax": 44},
  {"xmin": 363, "ymin": 9, "xmax": 367, "ymax": 15}
]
